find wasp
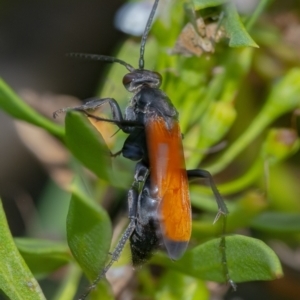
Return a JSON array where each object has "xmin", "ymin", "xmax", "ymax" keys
[{"xmin": 54, "ymin": 0, "xmax": 233, "ymax": 298}]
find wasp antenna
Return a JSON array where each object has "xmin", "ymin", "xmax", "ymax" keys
[
  {"xmin": 67, "ymin": 52, "xmax": 135, "ymax": 72},
  {"xmin": 139, "ymin": 0, "xmax": 159, "ymax": 69}
]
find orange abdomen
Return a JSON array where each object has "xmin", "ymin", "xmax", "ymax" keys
[{"xmin": 145, "ymin": 117, "xmax": 191, "ymax": 259}]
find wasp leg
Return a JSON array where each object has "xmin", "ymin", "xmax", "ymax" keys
[
  {"xmin": 219, "ymin": 232, "xmax": 237, "ymax": 291},
  {"xmin": 79, "ymin": 164, "xmax": 150, "ymax": 300},
  {"xmin": 187, "ymin": 169, "xmax": 236, "ymax": 291},
  {"xmin": 53, "ymin": 97, "xmax": 123, "ymax": 120},
  {"xmin": 78, "ymin": 221, "xmax": 136, "ymax": 300},
  {"xmin": 187, "ymin": 169, "xmax": 228, "ymax": 222},
  {"xmin": 78, "ymin": 183, "xmax": 139, "ymax": 300},
  {"xmin": 54, "ymin": 98, "xmax": 145, "ymax": 161},
  {"xmin": 54, "ymin": 97, "xmax": 143, "ymax": 131}
]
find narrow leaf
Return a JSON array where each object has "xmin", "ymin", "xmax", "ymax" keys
[
  {"xmin": 0, "ymin": 78, "xmax": 64, "ymax": 138},
  {"xmin": 0, "ymin": 200, "xmax": 46, "ymax": 300},
  {"xmin": 223, "ymin": 2, "xmax": 258, "ymax": 47},
  {"xmin": 15, "ymin": 238, "xmax": 71, "ymax": 279},
  {"xmin": 251, "ymin": 212, "xmax": 300, "ymax": 233},
  {"xmin": 52, "ymin": 264, "xmax": 82, "ymax": 300}
]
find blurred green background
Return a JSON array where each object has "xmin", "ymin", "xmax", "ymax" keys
[{"xmin": 0, "ymin": 0, "xmax": 300, "ymax": 299}]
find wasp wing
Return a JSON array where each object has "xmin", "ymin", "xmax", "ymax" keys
[{"xmin": 145, "ymin": 116, "xmax": 191, "ymax": 260}]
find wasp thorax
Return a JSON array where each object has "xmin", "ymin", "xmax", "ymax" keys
[{"xmin": 123, "ymin": 70, "xmax": 162, "ymax": 92}]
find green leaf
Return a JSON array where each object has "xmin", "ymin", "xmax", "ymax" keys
[
  {"xmin": 209, "ymin": 68, "xmax": 300, "ymax": 175},
  {"xmin": 192, "ymin": 0, "xmax": 229, "ymax": 10},
  {"xmin": 152, "ymin": 235, "xmax": 282, "ymax": 283},
  {"xmin": 267, "ymin": 164, "xmax": 300, "ymax": 212},
  {"xmin": 226, "ymin": 192, "xmax": 268, "ymax": 231},
  {"xmin": 223, "ymin": 2, "xmax": 258, "ymax": 47},
  {"xmin": 251, "ymin": 212, "xmax": 300, "ymax": 233},
  {"xmin": 191, "ymin": 192, "xmax": 268, "ymax": 239},
  {"xmin": 89, "ymin": 281, "xmax": 114, "ymax": 300},
  {"xmin": 66, "ymin": 178, "xmax": 112, "ymax": 280},
  {"xmin": 0, "ymin": 200, "xmax": 46, "ymax": 300},
  {"xmin": 15, "ymin": 238, "xmax": 71, "ymax": 279},
  {"xmin": 155, "ymin": 271, "xmax": 209, "ymax": 300},
  {"xmin": 0, "ymin": 78, "xmax": 64, "ymax": 138},
  {"xmin": 52, "ymin": 264, "xmax": 82, "ymax": 300},
  {"xmin": 65, "ymin": 111, "xmax": 112, "ymax": 181},
  {"xmin": 52, "ymin": 262, "xmax": 114, "ymax": 300},
  {"xmin": 191, "ymin": 0, "xmax": 257, "ymax": 48}
]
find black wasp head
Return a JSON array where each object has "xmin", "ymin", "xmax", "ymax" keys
[
  {"xmin": 123, "ymin": 70, "xmax": 162, "ymax": 92},
  {"xmin": 68, "ymin": 0, "xmax": 161, "ymax": 95},
  {"xmin": 122, "ymin": 0, "xmax": 161, "ymax": 93}
]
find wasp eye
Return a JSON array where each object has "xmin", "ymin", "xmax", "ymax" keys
[{"xmin": 123, "ymin": 73, "xmax": 135, "ymax": 86}]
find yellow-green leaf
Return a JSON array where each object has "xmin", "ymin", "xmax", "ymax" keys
[{"xmin": 0, "ymin": 200, "xmax": 46, "ymax": 300}]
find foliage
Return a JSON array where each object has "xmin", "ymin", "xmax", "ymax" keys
[{"xmin": 1, "ymin": 0, "xmax": 300, "ymax": 299}]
